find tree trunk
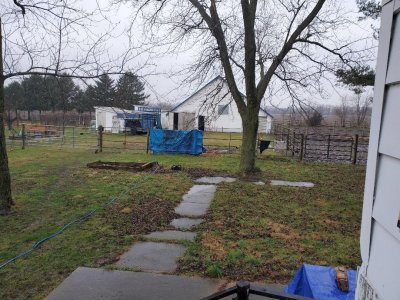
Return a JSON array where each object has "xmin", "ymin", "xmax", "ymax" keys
[
  {"xmin": 0, "ymin": 58, "xmax": 13, "ymax": 215},
  {"xmin": 239, "ymin": 108, "xmax": 259, "ymax": 174}
]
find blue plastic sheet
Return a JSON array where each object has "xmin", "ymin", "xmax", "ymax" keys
[
  {"xmin": 149, "ymin": 129, "xmax": 204, "ymax": 155},
  {"xmin": 285, "ymin": 264, "xmax": 356, "ymax": 300}
]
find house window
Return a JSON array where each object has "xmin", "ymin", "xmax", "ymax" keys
[{"xmin": 218, "ymin": 104, "xmax": 229, "ymax": 115}]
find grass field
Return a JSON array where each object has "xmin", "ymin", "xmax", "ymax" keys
[
  {"xmin": 6, "ymin": 127, "xmax": 275, "ymax": 153},
  {"xmin": 0, "ymin": 147, "xmax": 365, "ymax": 299}
]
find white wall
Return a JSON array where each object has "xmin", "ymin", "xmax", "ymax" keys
[
  {"xmin": 94, "ymin": 107, "xmax": 125, "ymax": 132},
  {"xmin": 357, "ymin": 2, "xmax": 400, "ymax": 300},
  {"xmin": 172, "ymin": 77, "xmax": 272, "ymax": 133}
]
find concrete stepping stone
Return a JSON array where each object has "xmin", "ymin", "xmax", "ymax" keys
[
  {"xmin": 182, "ymin": 192, "xmax": 214, "ymax": 205},
  {"xmin": 270, "ymin": 180, "xmax": 314, "ymax": 187},
  {"xmin": 175, "ymin": 202, "xmax": 209, "ymax": 217},
  {"xmin": 170, "ymin": 218, "xmax": 204, "ymax": 229},
  {"xmin": 144, "ymin": 230, "xmax": 197, "ymax": 241},
  {"xmin": 188, "ymin": 184, "xmax": 217, "ymax": 194},
  {"xmin": 46, "ymin": 267, "xmax": 226, "ymax": 300},
  {"xmin": 253, "ymin": 181, "xmax": 266, "ymax": 185},
  {"xmin": 116, "ymin": 242, "xmax": 185, "ymax": 273},
  {"xmin": 195, "ymin": 176, "xmax": 236, "ymax": 184}
]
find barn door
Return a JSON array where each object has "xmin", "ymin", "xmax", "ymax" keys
[
  {"xmin": 198, "ymin": 116, "xmax": 205, "ymax": 131},
  {"xmin": 358, "ymin": 2, "xmax": 400, "ymax": 299},
  {"xmin": 173, "ymin": 113, "xmax": 179, "ymax": 130}
]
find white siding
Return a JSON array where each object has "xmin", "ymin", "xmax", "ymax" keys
[
  {"xmin": 357, "ymin": 2, "xmax": 400, "ymax": 300},
  {"xmin": 172, "ymin": 77, "xmax": 272, "ymax": 132}
]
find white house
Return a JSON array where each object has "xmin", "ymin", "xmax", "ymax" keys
[
  {"xmin": 163, "ymin": 76, "xmax": 273, "ymax": 133},
  {"xmin": 357, "ymin": 2, "xmax": 400, "ymax": 300}
]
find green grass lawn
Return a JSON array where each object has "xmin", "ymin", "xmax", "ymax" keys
[{"xmin": 0, "ymin": 147, "xmax": 365, "ymax": 299}]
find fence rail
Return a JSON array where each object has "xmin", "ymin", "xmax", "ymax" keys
[{"xmin": 273, "ymin": 132, "xmax": 369, "ymax": 164}]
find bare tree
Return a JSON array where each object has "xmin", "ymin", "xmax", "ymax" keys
[
  {"xmin": 351, "ymin": 91, "xmax": 372, "ymax": 126},
  {"xmin": 0, "ymin": 0, "xmax": 141, "ymax": 214},
  {"xmin": 334, "ymin": 96, "xmax": 350, "ymax": 127},
  {"xmin": 126, "ymin": 0, "xmax": 372, "ymax": 173}
]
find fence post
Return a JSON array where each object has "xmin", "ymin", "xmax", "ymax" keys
[
  {"xmin": 327, "ymin": 134, "xmax": 331, "ymax": 159},
  {"xmin": 146, "ymin": 130, "xmax": 150, "ymax": 154},
  {"xmin": 97, "ymin": 126, "xmax": 103, "ymax": 153},
  {"xmin": 72, "ymin": 127, "xmax": 75, "ymax": 148},
  {"xmin": 22, "ymin": 124, "xmax": 26, "ymax": 150},
  {"xmin": 300, "ymin": 134, "xmax": 304, "ymax": 161},
  {"xmin": 292, "ymin": 132, "xmax": 296, "ymax": 156},
  {"xmin": 236, "ymin": 281, "xmax": 250, "ymax": 300},
  {"xmin": 124, "ymin": 127, "xmax": 126, "ymax": 149},
  {"xmin": 286, "ymin": 129, "xmax": 290, "ymax": 153},
  {"xmin": 353, "ymin": 134, "xmax": 359, "ymax": 164}
]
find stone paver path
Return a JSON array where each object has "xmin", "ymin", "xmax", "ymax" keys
[
  {"xmin": 46, "ymin": 176, "xmax": 298, "ymax": 299},
  {"xmin": 116, "ymin": 180, "xmax": 230, "ymax": 274},
  {"xmin": 144, "ymin": 230, "xmax": 197, "ymax": 241},
  {"xmin": 170, "ymin": 217, "xmax": 203, "ymax": 230},
  {"xmin": 116, "ymin": 242, "xmax": 186, "ymax": 273},
  {"xmin": 46, "ymin": 267, "xmax": 226, "ymax": 300},
  {"xmin": 270, "ymin": 180, "xmax": 314, "ymax": 187},
  {"xmin": 195, "ymin": 176, "xmax": 236, "ymax": 184}
]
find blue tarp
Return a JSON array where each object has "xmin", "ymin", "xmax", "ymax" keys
[
  {"xmin": 149, "ymin": 129, "xmax": 204, "ymax": 155},
  {"xmin": 285, "ymin": 264, "xmax": 357, "ymax": 300}
]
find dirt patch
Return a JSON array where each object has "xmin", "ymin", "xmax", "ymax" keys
[
  {"xmin": 185, "ymin": 167, "xmax": 232, "ymax": 178},
  {"xmin": 105, "ymin": 196, "xmax": 176, "ymax": 237},
  {"xmin": 87, "ymin": 161, "xmax": 158, "ymax": 171}
]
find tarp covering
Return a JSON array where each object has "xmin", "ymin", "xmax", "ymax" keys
[
  {"xmin": 285, "ymin": 264, "xmax": 356, "ymax": 300},
  {"xmin": 149, "ymin": 129, "xmax": 203, "ymax": 155}
]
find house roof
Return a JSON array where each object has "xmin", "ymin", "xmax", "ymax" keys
[
  {"xmin": 171, "ymin": 76, "xmax": 273, "ymax": 118},
  {"xmin": 171, "ymin": 76, "xmax": 224, "ymax": 112}
]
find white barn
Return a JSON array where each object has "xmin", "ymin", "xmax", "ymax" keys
[
  {"xmin": 163, "ymin": 76, "xmax": 273, "ymax": 133},
  {"xmin": 94, "ymin": 106, "xmax": 127, "ymax": 133},
  {"xmin": 357, "ymin": 1, "xmax": 400, "ymax": 300}
]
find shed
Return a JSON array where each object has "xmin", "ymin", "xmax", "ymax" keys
[{"xmin": 166, "ymin": 76, "xmax": 273, "ymax": 133}]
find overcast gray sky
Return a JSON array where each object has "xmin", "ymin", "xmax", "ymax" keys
[
  {"xmin": 2, "ymin": 0, "xmax": 379, "ymax": 108},
  {"xmin": 112, "ymin": 0, "xmax": 379, "ymax": 109}
]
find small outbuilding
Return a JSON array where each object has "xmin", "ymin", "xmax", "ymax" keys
[
  {"xmin": 163, "ymin": 76, "xmax": 273, "ymax": 133},
  {"xmin": 95, "ymin": 106, "xmax": 161, "ymax": 133}
]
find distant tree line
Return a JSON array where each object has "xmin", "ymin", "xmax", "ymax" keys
[{"xmin": 4, "ymin": 72, "xmax": 148, "ymax": 128}]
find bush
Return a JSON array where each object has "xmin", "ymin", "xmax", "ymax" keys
[{"xmin": 307, "ymin": 110, "xmax": 323, "ymax": 126}]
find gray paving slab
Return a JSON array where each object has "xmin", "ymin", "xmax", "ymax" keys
[
  {"xmin": 195, "ymin": 176, "xmax": 237, "ymax": 184},
  {"xmin": 182, "ymin": 192, "xmax": 214, "ymax": 205},
  {"xmin": 46, "ymin": 267, "xmax": 226, "ymax": 300},
  {"xmin": 253, "ymin": 181, "xmax": 266, "ymax": 185},
  {"xmin": 144, "ymin": 230, "xmax": 197, "ymax": 241},
  {"xmin": 188, "ymin": 184, "xmax": 217, "ymax": 194},
  {"xmin": 270, "ymin": 180, "xmax": 314, "ymax": 187},
  {"xmin": 175, "ymin": 202, "xmax": 209, "ymax": 217},
  {"xmin": 116, "ymin": 242, "xmax": 185, "ymax": 272},
  {"xmin": 170, "ymin": 218, "xmax": 204, "ymax": 229}
]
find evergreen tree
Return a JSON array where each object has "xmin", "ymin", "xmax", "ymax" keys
[
  {"xmin": 91, "ymin": 74, "xmax": 116, "ymax": 107},
  {"xmin": 4, "ymin": 82, "xmax": 24, "ymax": 128},
  {"xmin": 115, "ymin": 72, "xmax": 148, "ymax": 109}
]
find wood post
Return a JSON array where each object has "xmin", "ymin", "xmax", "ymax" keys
[
  {"xmin": 327, "ymin": 134, "xmax": 331, "ymax": 159},
  {"xmin": 72, "ymin": 126, "xmax": 75, "ymax": 148},
  {"xmin": 292, "ymin": 132, "xmax": 295, "ymax": 156},
  {"xmin": 146, "ymin": 130, "xmax": 150, "ymax": 154},
  {"xmin": 353, "ymin": 134, "xmax": 359, "ymax": 164},
  {"xmin": 300, "ymin": 134, "xmax": 304, "ymax": 161},
  {"xmin": 98, "ymin": 126, "xmax": 103, "ymax": 153},
  {"xmin": 22, "ymin": 124, "xmax": 26, "ymax": 150}
]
